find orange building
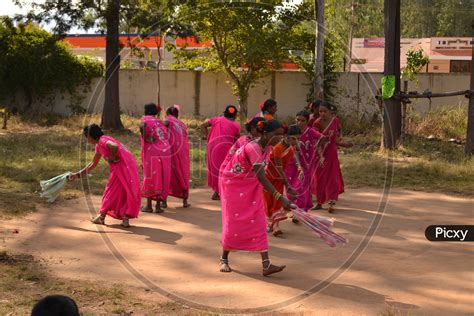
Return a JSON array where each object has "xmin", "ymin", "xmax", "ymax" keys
[{"xmin": 63, "ymin": 34, "xmax": 298, "ymax": 70}]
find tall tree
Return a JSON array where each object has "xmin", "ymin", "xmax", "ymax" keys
[
  {"xmin": 14, "ymin": 0, "xmax": 148, "ymax": 129},
  {"xmin": 172, "ymin": 0, "xmax": 291, "ymax": 117}
]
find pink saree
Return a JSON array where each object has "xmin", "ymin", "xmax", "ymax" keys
[
  {"xmin": 166, "ymin": 115, "xmax": 191, "ymax": 199},
  {"xmin": 140, "ymin": 115, "xmax": 171, "ymax": 201},
  {"xmin": 312, "ymin": 117, "xmax": 344, "ymax": 204},
  {"xmin": 287, "ymin": 127, "xmax": 322, "ymax": 212},
  {"xmin": 220, "ymin": 140, "xmax": 271, "ymax": 251},
  {"xmin": 207, "ymin": 116, "xmax": 240, "ymax": 193},
  {"xmin": 96, "ymin": 136, "xmax": 141, "ymax": 219}
]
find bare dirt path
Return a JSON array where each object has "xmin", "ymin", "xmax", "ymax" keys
[{"xmin": 2, "ymin": 188, "xmax": 473, "ymax": 315}]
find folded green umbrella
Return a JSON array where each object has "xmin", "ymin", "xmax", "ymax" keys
[{"xmin": 39, "ymin": 172, "xmax": 72, "ymax": 203}]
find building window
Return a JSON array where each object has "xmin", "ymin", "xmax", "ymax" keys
[
  {"xmin": 450, "ymin": 60, "xmax": 471, "ymax": 73},
  {"xmin": 433, "ymin": 65, "xmax": 439, "ymax": 70}
]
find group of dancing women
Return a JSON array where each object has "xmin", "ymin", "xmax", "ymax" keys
[{"xmin": 70, "ymin": 98, "xmax": 348, "ymax": 277}]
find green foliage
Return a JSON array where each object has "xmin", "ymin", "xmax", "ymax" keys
[
  {"xmin": 0, "ymin": 18, "xmax": 104, "ymax": 110},
  {"xmin": 402, "ymin": 48, "xmax": 429, "ymax": 83},
  {"xmin": 171, "ymin": 1, "xmax": 292, "ymax": 116},
  {"xmin": 286, "ymin": 1, "xmax": 342, "ymax": 102}
]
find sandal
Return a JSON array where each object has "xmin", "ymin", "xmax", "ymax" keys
[{"xmin": 219, "ymin": 257, "xmax": 232, "ymax": 273}]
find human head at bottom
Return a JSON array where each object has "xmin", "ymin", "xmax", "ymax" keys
[{"xmin": 31, "ymin": 295, "xmax": 80, "ymax": 316}]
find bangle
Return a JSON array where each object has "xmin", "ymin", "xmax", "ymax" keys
[{"xmin": 273, "ymin": 191, "xmax": 282, "ymax": 201}]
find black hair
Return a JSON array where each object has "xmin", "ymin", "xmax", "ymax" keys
[
  {"xmin": 245, "ymin": 117, "xmax": 265, "ymax": 133},
  {"xmin": 296, "ymin": 109, "xmax": 311, "ymax": 121},
  {"xmin": 262, "ymin": 99, "xmax": 277, "ymax": 112},
  {"xmin": 223, "ymin": 105, "xmax": 238, "ymax": 118},
  {"xmin": 166, "ymin": 106, "xmax": 179, "ymax": 117},
  {"xmin": 309, "ymin": 99, "xmax": 322, "ymax": 110},
  {"xmin": 83, "ymin": 124, "xmax": 104, "ymax": 140},
  {"xmin": 31, "ymin": 295, "xmax": 80, "ymax": 316},
  {"xmin": 144, "ymin": 103, "xmax": 158, "ymax": 116},
  {"xmin": 320, "ymin": 101, "xmax": 335, "ymax": 112},
  {"xmin": 256, "ymin": 119, "xmax": 282, "ymax": 134},
  {"xmin": 287, "ymin": 124, "xmax": 301, "ymax": 136}
]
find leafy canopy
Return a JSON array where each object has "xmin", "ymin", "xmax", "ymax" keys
[{"xmin": 0, "ymin": 18, "xmax": 104, "ymax": 109}]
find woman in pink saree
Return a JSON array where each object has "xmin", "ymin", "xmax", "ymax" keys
[
  {"xmin": 164, "ymin": 106, "xmax": 191, "ymax": 208},
  {"xmin": 219, "ymin": 117, "xmax": 265, "ymax": 177},
  {"xmin": 288, "ymin": 110, "xmax": 324, "ymax": 213},
  {"xmin": 140, "ymin": 103, "xmax": 171, "ymax": 213},
  {"xmin": 220, "ymin": 120, "xmax": 292, "ymax": 276},
  {"xmin": 69, "ymin": 124, "xmax": 141, "ymax": 228},
  {"xmin": 312, "ymin": 101, "xmax": 345, "ymax": 213},
  {"xmin": 201, "ymin": 105, "xmax": 240, "ymax": 200}
]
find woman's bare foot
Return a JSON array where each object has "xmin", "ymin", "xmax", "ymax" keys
[
  {"xmin": 183, "ymin": 200, "xmax": 191, "ymax": 208},
  {"xmin": 141, "ymin": 206, "xmax": 153, "ymax": 213},
  {"xmin": 91, "ymin": 214, "xmax": 105, "ymax": 225},
  {"xmin": 262, "ymin": 260, "xmax": 286, "ymax": 276},
  {"xmin": 292, "ymin": 217, "xmax": 299, "ymax": 224},
  {"xmin": 272, "ymin": 229, "xmax": 283, "ymax": 237},
  {"xmin": 211, "ymin": 192, "xmax": 220, "ymax": 200},
  {"xmin": 311, "ymin": 204, "xmax": 322, "ymax": 210},
  {"xmin": 328, "ymin": 206, "xmax": 334, "ymax": 213},
  {"xmin": 121, "ymin": 217, "xmax": 130, "ymax": 228},
  {"xmin": 219, "ymin": 257, "xmax": 232, "ymax": 273},
  {"xmin": 154, "ymin": 204, "xmax": 164, "ymax": 213}
]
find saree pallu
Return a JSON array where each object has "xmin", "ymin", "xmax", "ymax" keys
[
  {"xmin": 220, "ymin": 141, "xmax": 271, "ymax": 252},
  {"xmin": 263, "ymin": 144, "xmax": 294, "ymax": 226},
  {"xmin": 141, "ymin": 116, "xmax": 171, "ymax": 201},
  {"xmin": 312, "ymin": 117, "xmax": 344, "ymax": 204},
  {"xmin": 207, "ymin": 116, "xmax": 240, "ymax": 193},
  {"xmin": 167, "ymin": 115, "xmax": 191, "ymax": 199}
]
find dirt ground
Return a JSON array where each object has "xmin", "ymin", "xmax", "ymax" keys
[{"xmin": 2, "ymin": 187, "xmax": 473, "ymax": 315}]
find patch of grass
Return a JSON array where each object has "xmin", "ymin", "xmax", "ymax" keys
[
  {"xmin": 406, "ymin": 105, "xmax": 467, "ymax": 140},
  {"xmin": 0, "ymin": 114, "xmax": 208, "ymax": 218},
  {"xmin": 1, "ymin": 113, "xmax": 472, "ymax": 219},
  {"xmin": 341, "ymin": 134, "xmax": 474, "ymax": 196},
  {"xmin": 0, "ymin": 251, "xmax": 205, "ymax": 315}
]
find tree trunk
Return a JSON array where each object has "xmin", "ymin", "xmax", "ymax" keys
[
  {"xmin": 465, "ymin": 20, "xmax": 474, "ymax": 155},
  {"xmin": 346, "ymin": 1, "xmax": 355, "ymax": 72},
  {"xmin": 314, "ymin": 0, "xmax": 325, "ymax": 99},
  {"xmin": 382, "ymin": 0, "xmax": 401, "ymax": 149},
  {"xmin": 239, "ymin": 96, "xmax": 248, "ymax": 121},
  {"xmin": 101, "ymin": 0, "xmax": 124, "ymax": 130}
]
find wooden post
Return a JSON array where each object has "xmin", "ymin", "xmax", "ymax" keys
[
  {"xmin": 194, "ymin": 70, "xmax": 201, "ymax": 116},
  {"xmin": 314, "ymin": 0, "xmax": 325, "ymax": 99},
  {"xmin": 465, "ymin": 21, "xmax": 474, "ymax": 155},
  {"xmin": 101, "ymin": 0, "xmax": 124, "ymax": 130},
  {"xmin": 382, "ymin": 0, "xmax": 401, "ymax": 149}
]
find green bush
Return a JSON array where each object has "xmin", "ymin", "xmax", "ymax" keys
[{"xmin": 0, "ymin": 18, "xmax": 104, "ymax": 111}]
